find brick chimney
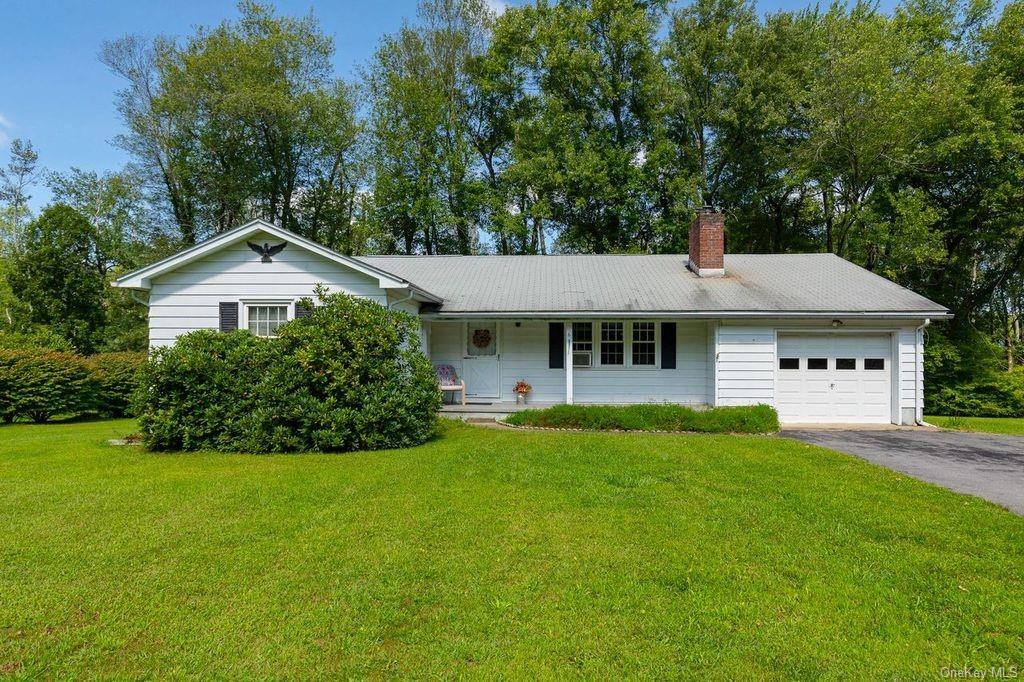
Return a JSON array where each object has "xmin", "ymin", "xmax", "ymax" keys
[{"xmin": 687, "ymin": 207, "xmax": 725, "ymax": 277}]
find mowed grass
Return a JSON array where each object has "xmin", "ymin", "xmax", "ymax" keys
[
  {"xmin": 1, "ymin": 420, "xmax": 1022, "ymax": 678},
  {"xmin": 928, "ymin": 415, "xmax": 1024, "ymax": 436}
]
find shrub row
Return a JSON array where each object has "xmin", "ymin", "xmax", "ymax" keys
[
  {"xmin": 136, "ymin": 291, "xmax": 441, "ymax": 453},
  {"xmin": 0, "ymin": 350, "xmax": 146, "ymax": 423},
  {"xmin": 503, "ymin": 403, "xmax": 780, "ymax": 434}
]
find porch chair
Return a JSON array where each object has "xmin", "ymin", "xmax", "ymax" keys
[{"xmin": 434, "ymin": 364, "xmax": 466, "ymax": 406}]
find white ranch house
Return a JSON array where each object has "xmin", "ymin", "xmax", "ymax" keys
[{"xmin": 113, "ymin": 211, "xmax": 950, "ymax": 425}]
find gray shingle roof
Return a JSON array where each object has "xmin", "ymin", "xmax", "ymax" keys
[{"xmin": 357, "ymin": 253, "xmax": 949, "ymax": 317}]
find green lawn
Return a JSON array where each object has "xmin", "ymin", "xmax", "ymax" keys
[
  {"xmin": 928, "ymin": 415, "xmax": 1024, "ymax": 436},
  {"xmin": 1, "ymin": 420, "xmax": 1022, "ymax": 678}
]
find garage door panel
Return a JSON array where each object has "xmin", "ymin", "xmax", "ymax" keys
[{"xmin": 775, "ymin": 333, "xmax": 892, "ymax": 424}]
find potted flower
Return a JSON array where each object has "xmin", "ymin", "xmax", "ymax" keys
[{"xmin": 513, "ymin": 380, "xmax": 532, "ymax": 406}]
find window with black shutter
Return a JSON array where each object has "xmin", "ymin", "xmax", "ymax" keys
[
  {"xmin": 219, "ymin": 302, "xmax": 238, "ymax": 332},
  {"xmin": 548, "ymin": 322, "xmax": 564, "ymax": 369},
  {"xmin": 661, "ymin": 322, "xmax": 676, "ymax": 369}
]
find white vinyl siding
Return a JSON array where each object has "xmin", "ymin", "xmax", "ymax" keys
[
  {"xmin": 573, "ymin": 321, "xmax": 707, "ymax": 404},
  {"xmin": 899, "ymin": 328, "xmax": 923, "ymax": 420},
  {"xmin": 715, "ymin": 325, "xmax": 775, "ymax": 406},
  {"xmin": 147, "ymin": 232, "xmax": 390, "ymax": 347}
]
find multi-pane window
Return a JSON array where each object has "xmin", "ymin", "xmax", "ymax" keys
[
  {"xmin": 572, "ymin": 322, "xmax": 593, "ymax": 367},
  {"xmin": 600, "ymin": 322, "xmax": 624, "ymax": 366},
  {"xmin": 247, "ymin": 305, "xmax": 288, "ymax": 337},
  {"xmin": 631, "ymin": 322, "xmax": 656, "ymax": 366}
]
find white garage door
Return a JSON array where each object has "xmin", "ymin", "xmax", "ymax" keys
[{"xmin": 775, "ymin": 334, "xmax": 892, "ymax": 424}]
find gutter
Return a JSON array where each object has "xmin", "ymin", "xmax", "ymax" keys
[
  {"xmin": 915, "ymin": 318, "xmax": 931, "ymax": 425},
  {"xmin": 420, "ymin": 310, "xmax": 952, "ymax": 320}
]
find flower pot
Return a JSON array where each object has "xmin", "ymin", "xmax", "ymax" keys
[{"xmin": 515, "ymin": 393, "xmax": 527, "ymax": 406}]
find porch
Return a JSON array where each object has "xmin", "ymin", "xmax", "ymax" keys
[{"xmin": 423, "ymin": 318, "xmax": 713, "ymax": 407}]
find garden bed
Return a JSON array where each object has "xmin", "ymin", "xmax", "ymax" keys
[{"xmin": 503, "ymin": 403, "xmax": 779, "ymax": 434}]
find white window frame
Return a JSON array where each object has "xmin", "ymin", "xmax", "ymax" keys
[
  {"xmin": 572, "ymin": 321, "xmax": 661, "ymax": 370},
  {"xmin": 242, "ymin": 300, "xmax": 293, "ymax": 338},
  {"xmin": 631, "ymin": 320, "xmax": 658, "ymax": 367},
  {"xmin": 571, "ymin": 321, "xmax": 593, "ymax": 368}
]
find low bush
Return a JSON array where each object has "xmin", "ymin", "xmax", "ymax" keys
[
  {"xmin": 136, "ymin": 291, "xmax": 441, "ymax": 453},
  {"xmin": 0, "ymin": 349, "xmax": 91, "ymax": 423},
  {"xmin": 86, "ymin": 352, "xmax": 147, "ymax": 417},
  {"xmin": 504, "ymin": 403, "xmax": 779, "ymax": 434},
  {"xmin": 926, "ymin": 375, "xmax": 1024, "ymax": 418}
]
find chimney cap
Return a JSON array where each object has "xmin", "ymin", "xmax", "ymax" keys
[{"xmin": 697, "ymin": 205, "xmax": 718, "ymax": 214}]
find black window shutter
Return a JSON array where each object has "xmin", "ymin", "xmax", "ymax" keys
[
  {"xmin": 549, "ymin": 322, "xmax": 564, "ymax": 369},
  {"xmin": 219, "ymin": 302, "xmax": 239, "ymax": 332},
  {"xmin": 295, "ymin": 301, "xmax": 313, "ymax": 319},
  {"xmin": 661, "ymin": 322, "xmax": 676, "ymax": 369}
]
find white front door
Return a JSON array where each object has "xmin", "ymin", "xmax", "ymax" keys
[
  {"xmin": 463, "ymin": 322, "xmax": 500, "ymax": 398},
  {"xmin": 775, "ymin": 333, "xmax": 892, "ymax": 424}
]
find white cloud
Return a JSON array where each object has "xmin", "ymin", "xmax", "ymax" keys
[
  {"xmin": 0, "ymin": 113, "xmax": 10, "ymax": 146},
  {"xmin": 485, "ymin": 0, "xmax": 508, "ymax": 16}
]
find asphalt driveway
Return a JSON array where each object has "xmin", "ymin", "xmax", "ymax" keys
[{"xmin": 782, "ymin": 428, "xmax": 1024, "ymax": 515}]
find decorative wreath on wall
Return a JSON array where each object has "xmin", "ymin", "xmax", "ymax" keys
[{"xmin": 471, "ymin": 328, "xmax": 493, "ymax": 349}]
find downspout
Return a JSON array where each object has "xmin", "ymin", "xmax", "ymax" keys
[
  {"xmin": 131, "ymin": 291, "xmax": 149, "ymax": 308},
  {"xmin": 565, "ymin": 322, "xmax": 574, "ymax": 405},
  {"xmin": 387, "ymin": 289, "xmax": 416, "ymax": 311},
  {"xmin": 388, "ymin": 289, "xmax": 421, "ymax": 355},
  {"xmin": 915, "ymin": 318, "xmax": 931, "ymax": 426}
]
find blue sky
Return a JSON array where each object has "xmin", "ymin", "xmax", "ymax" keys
[{"xmin": 2, "ymin": 0, "xmax": 910, "ymax": 211}]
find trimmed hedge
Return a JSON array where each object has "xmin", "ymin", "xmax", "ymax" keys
[
  {"xmin": 87, "ymin": 352, "xmax": 147, "ymax": 417},
  {"xmin": 136, "ymin": 291, "xmax": 441, "ymax": 453},
  {"xmin": 0, "ymin": 349, "xmax": 146, "ymax": 423},
  {"xmin": 504, "ymin": 403, "xmax": 780, "ymax": 434},
  {"xmin": 0, "ymin": 349, "xmax": 91, "ymax": 423}
]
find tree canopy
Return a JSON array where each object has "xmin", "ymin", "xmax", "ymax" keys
[{"xmin": 0, "ymin": 0, "xmax": 1022, "ymax": 411}]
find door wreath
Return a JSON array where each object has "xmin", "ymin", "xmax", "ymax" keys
[{"xmin": 471, "ymin": 328, "xmax": 493, "ymax": 349}]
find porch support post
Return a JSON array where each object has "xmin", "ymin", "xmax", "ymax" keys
[{"xmin": 565, "ymin": 321, "xmax": 573, "ymax": 405}]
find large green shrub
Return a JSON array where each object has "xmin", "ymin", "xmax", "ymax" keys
[
  {"xmin": 136, "ymin": 292, "xmax": 441, "ymax": 453},
  {"xmin": 926, "ymin": 372, "xmax": 1024, "ymax": 417},
  {"xmin": 0, "ymin": 349, "xmax": 91, "ymax": 423},
  {"xmin": 87, "ymin": 352, "xmax": 148, "ymax": 417},
  {"xmin": 924, "ymin": 326, "xmax": 1024, "ymax": 417},
  {"xmin": 504, "ymin": 403, "xmax": 780, "ymax": 434},
  {"xmin": 136, "ymin": 331, "xmax": 277, "ymax": 450}
]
